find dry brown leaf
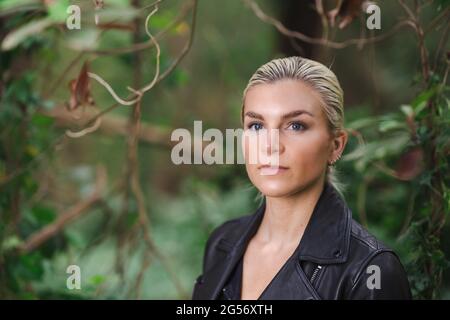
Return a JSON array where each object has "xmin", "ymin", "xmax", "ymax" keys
[
  {"xmin": 67, "ymin": 62, "xmax": 95, "ymax": 111},
  {"xmin": 327, "ymin": 0, "xmax": 365, "ymax": 29},
  {"xmin": 395, "ymin": 147, "xmax": 424, "ymax": 181}
]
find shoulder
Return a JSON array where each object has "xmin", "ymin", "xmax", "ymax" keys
[
  {"xmin": 343, "ymin": 219, "xmax": 412, "ymax": 299},
  {"xmin": 347, "ymin": 218, "xmax": 404, "ymax": 276}
]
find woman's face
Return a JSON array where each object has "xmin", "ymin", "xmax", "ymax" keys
[{"xmin": 242, "ymin": 79, "xmax": 342, "ymax": 197}]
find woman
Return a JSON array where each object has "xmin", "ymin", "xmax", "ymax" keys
[{"xmin": 192, "ymin": 56, "xmax": 412, "ymax": 300}]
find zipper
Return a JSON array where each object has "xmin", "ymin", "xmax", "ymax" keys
[
  {"xmin": 222, "ymin": 287, "xmax": 232, "ymax": 300},
  {"xmin": 309, "ymin": 265, "xmax": 323, "ymax": 284}
]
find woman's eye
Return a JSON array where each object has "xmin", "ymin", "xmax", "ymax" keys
[
  {"xmin": 288, "ymin": 122, "xmax": 306, "ymax": 131},
  {"xmin": 248, "ymin": 123, "xmax": 263, "ymax": 131}
]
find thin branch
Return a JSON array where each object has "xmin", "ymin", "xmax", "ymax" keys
[
  {"xmin": 398, "ymin": 0, "xmax": 430, "ymax": 84},
  {"xmin": 243, "ymin": 0, "xmax": 415, "ymax": 50},
  {"xmin": 87, "ymin": 4, "xmax": 161, "ymax": 107},
  {"xmin": 19, "ymin": 166, "xmax": 107, "ymax": 253},
  {"xmin": 424, "ymin": 6, "xmax": 450, "ymax": 35},
  {"xmin": 152, "ymin": 0, "xmax": 198, "ymax": 82},
  {"xmin": 41, "ymin": 107, "xmax": 173, "ymax": 147},
  {"xmin": 84, "ymin": 0, "xmax": 195, "ymax": 56},
  {"xmin": 398, "ymin": 0, "xmax": 417, "ymax": 21},
  {"xmin": 127, "ymin": 98, "xmax": 188, "ymax": 298},
  {"xmin": 65, "ymin": 117, "xmax": 102, "ymax": 138},
  {"xmin": 43, "ymin": 52, "xmax": 85, "ymax": 99},
  {"xmin": 433, "ymin": 22, "xmax": 449, "ymax": 71},
  {"xmin": 314, "ymin": 0, "xmax": 329, "ymax": 42},
  {"xmin": 70, "ymin": 0, "xmax": 198, "ymax": 137}
]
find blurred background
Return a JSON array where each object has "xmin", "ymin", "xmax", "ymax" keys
[{"xmin": 0, "ymin": 0, "xmax": 449, "ymax": 299}]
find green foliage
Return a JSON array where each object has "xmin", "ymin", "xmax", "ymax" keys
[
  {"xmin": 343, "ymin": 69, "xmax": 450, "ymax": 298},
  {"xmin": 0, "ymin": 10, "xmax": 59, "ymax": 298}
]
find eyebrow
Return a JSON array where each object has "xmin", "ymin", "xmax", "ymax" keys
[{"xmin": 244, "ymin": 110, "xmax": 314, "ymax": 121}]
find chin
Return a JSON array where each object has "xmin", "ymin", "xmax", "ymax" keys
[{"xmin": 254, "ymin": 181, "xmax": 301, "ymax": 198}]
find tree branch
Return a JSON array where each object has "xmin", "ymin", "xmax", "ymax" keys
[
  {"xmin": 19, "ymin": 166, "xmax": 107, "ymax": 253},
  {"xmin": 41, "ymin": 107, "xmax": 173, "ymax": 148}
]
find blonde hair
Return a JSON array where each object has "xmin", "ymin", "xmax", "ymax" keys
[{"xmin": 241, "ymin": 56, "xmax": 345, "ymax": 192}]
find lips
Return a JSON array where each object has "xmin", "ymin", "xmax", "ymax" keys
[{"xmin": 258, "ymin": 164, "xmax": 289, "ymax": 176}]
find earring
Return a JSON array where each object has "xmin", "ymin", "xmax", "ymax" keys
[{"xmin": 328, "ymin": 154, "xmax": 342, "ymax": 166}]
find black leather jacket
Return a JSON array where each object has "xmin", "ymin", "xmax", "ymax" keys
[{"xmin": 192, "ymin": 183, "xmax": 412, "ymax": 300}]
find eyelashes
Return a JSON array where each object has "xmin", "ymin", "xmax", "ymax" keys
[
  {"xmin": 288, "ymin": 122, "xmax": 306, "ymax": 131},
  {"xmin": 247, "ymin": 122, "xmax": 263, "ymax": 131},
  {"xmin": 246, "ymin": 121, "xmax": 307, "ymax": 132}
]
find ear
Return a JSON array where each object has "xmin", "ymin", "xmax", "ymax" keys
[{"xmin": 328, "ymin": 129, "xmax": 348, "ymax": 165}]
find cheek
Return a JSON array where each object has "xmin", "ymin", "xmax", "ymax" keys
[
  {"xmin": 241, "ymin": 133, "xmax": 257, "ymax": 173},
  {"xmin": 241, "ymin": 132, "xmax": 250, "ymax": 161},
  {"xmin": 288, "ymin": 132, "xmax": 331, "ymax": 167}
]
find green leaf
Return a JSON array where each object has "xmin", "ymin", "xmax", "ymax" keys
[
  {"xmin": 411, "ymin": 86, "xmax": 438, "ymax": 114},
  {"xmin": 47, "ymin": 0, "xmax": 70, "ymax": 23},
  {"xmin": 379, "ymin": 119, "xmax": 405, "ymax": 132},
  {"xmin": 16, "ymin": 252, "xmax": 44, "ymax": 281},
  {"xmin": 0, "ymin": 0, "xmax": 40, "ymax": 11},
  {"xmin": 31, "ymin": 205, "xmax": 56, "ymax": 225},
  {"xmin": 31, "ymin": 113, "xmax": 54, "ymax": 128},
  {"xmin": 96, "ymin": 7, "xmax": 140, "ymax": 22},
  {"xmin": 89, "ymin": 274, "xmax": 106, "ymax": 286},
  {"xmin": 66, "ymin": 28, "xmax": 101, "ymax": 51},
  {"xmin": 1, "ymin": 17, "xmax": 53, "ymax": 51},
  {"xmin": 346, "ymin": 117, "xmax": 379, "ymax": 130},
  {"xmin": 400, "ymin": 104, "xmax": 414, "ymax": 118},
  {"xmin": 2, "ymin": 236, "xmax": 23, "ymax": 251}
]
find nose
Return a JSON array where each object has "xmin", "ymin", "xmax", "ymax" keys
[{"xmin": 262, "ymin": 128, "xmax": 284, "ymax": 155}]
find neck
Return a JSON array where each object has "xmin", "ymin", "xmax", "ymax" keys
[{"xmin": 256, "ymin": 178, "xmax": 326, "ymax": 248}]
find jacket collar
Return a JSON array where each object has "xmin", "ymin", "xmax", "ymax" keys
[
  {"xmin": 199, "ymin": 182, "xmax": 352, "ymax": 299},
  {"xmin": 231, "ymin": 182, "xmax": 352, "ymax": 264}
]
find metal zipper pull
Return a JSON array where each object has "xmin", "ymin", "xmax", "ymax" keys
[{"xmin": 310, "ymin": 265, "xmax": 323, "ymax": 283}]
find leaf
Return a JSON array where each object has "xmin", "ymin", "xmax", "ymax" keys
[
  {"xmin": 379, "ymin": 119, "xmax": 405, "ymax": 132},
  {"xmin": 66, "ymin": 28, "xmax": 101, "ymax": 51},
  {"xmin": 46, "ymin": 0, "xmax": 70, "ymax": 22},
  {"xmin": 89, "ymin": 274, "xmax": 106, "ymax": 286},
  {"xmin": 0, "ymin": 0, "xmax": 41, "ymax": 15},
  {"xmin": 96, "ymin": 7, "xmax": 140, "ymax": 22},
  {"xmin": 31, "ymin": 113, "xmax": 54, "ymax": 128},
  {"xmin": 2, "ymin": 236, "xmax": 23, "ymax": 251},
  {"xmin": 395, "ymin": 147, "xmax": 424, "ymax": 181},
  {"xmin": 31, "ymin": 205, "xmax": 56, "ymax": 225},
  {"xmin": 411, "ymin": 86, "xmax": 438, "ymax": 113},
  {"xmin": 67, "ymin": 62, "xmax": 95, "ymax": 111},
  {"xmin": 346, "ymin": 117, "xmax": 379, "ymax": 130},
  {"xmin": 400, "ymin": 104, "xmax": 414, "ymax": 118},
  {"xmin": 1, "ymin": 17, "xmax": 53, "ymax": 51}
]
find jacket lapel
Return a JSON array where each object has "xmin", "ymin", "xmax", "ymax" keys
[{"xmin": 196, "ymin": 200, "xmax": 266, "ymax": 299}]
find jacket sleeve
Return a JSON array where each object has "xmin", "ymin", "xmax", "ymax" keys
[{"xmin": 347, "ymin": 251, "xmax": 412, "ymax": 300}]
